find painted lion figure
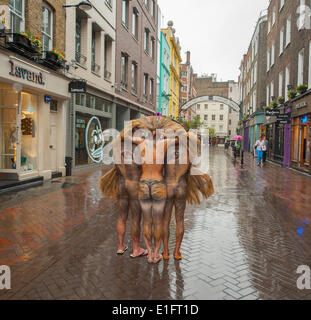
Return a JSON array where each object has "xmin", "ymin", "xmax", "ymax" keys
[{"xmin": 100, "ymin": 116, "xmax": 214, "ymax": 263}]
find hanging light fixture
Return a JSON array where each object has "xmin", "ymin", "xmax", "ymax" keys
[{"xmin": 63, "ymin": 1, "xmax": 92, "ymax": 11}]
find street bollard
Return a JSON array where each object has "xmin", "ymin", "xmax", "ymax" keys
[{"xmin": 241, "ymin": 151, "xmax": 244, "ymax": 165}]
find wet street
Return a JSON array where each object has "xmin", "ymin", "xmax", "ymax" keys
[{"xmin": 1, "ymin": 148, "xmax": 311, "ymax": 300}]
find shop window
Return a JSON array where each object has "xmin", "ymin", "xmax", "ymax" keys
[
  {"xmin": 50, "ymin": 100, "xmax": 58, "ymax": 112},
  {"xmin": 21, "ymin": 92, "xmax": 38, "ymax": 172},
  {"xmin": 76, "ymin": 93, "xmax": 86, "ymax": 106}
]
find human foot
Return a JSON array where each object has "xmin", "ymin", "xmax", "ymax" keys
[
  {"xmin": 174, "ymin": 251, "xmax": 182, "ymax": 260},
  {"xmin": 130, "ymin": 249, "xmax": 148, "ymax": 258},
  {"xmin": 116, "ymin": 245, "xmax": 128, "ymax": 255},
  {"xmin": 153, "ymin": 254, "xmax": 163, "ymax": 264},
  {"xmin": 162, "ymin": 251, "xmax": 170, "ymax": 260}
]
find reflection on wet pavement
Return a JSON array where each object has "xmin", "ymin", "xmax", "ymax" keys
[{"xmin": 1, "ymin": 151, "xmax": 311, "ymax": 300}]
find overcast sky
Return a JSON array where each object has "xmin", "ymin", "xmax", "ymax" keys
[{"xmin": 157, "ymin": 0, "xmax": 270, "ymax": 82}]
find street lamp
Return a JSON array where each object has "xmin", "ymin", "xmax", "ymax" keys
[{"xmin": 63, "ymin": 1, "xmax": 92, "ymax": 10}]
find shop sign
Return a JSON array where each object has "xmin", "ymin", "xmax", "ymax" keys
[
  {"xmin": 9, "ymin": 60, "xmax": 45, "ymax": 85},
  {"xmin": 277, "ymin": 119, "xmax": 291, "ymax": 125},
  {"xmin": 85, "ymin": 116, "xmax": 104, "ymax": 163},
  {"xmin": 266, "ymin": 110, "xmax": 280, "ymax": 116},
  {"xmin": 44, "ymin": 95, "xmax": 51, "ymax": 103},
  {"xmin": 296, "ymin": 102, "xmax": 308, "ymax": 110},
  {"xmin": 277, "ymin": 114, "xmax": 291, "ymax": 120},
  {"xmin": 69, "ymin": 80, "xmax": 87, "ymax": 93}
]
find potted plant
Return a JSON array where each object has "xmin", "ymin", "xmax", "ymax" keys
[
  {"xmin": 277, "ymin": 96, "xmax": 285, "ymax": 105},
  {"xmin": 270, "ymin": 101, "xmax": 278, "ymax": 109},
  {"xmin": 11, "ymin": 31, "xmax": 41, "ymax": 53},
  {"xmin": 288, "ymin": 90, "xmax": 297, "ymax": 100},
  {"xmin": 45, "ymin": 48, "xmax": 66, "ymax": 67},
  {"xmin": 297, "ymin": 84, "xmax": 308, "ymax": 95}
]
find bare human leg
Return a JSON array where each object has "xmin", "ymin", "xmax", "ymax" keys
[
  {"xmin": 140, "ymin": 200, "xmax": 154, "ymax": 263},
  {"xmin": 116, "ymin": 197, "xmax": 129, "ymax": 254},
  {"xmin": 174, "ymin": 200, "xmax": 186, "ymax": 260},
  {"xmin": 162, "ymin": 199, "xmax": 174, "ymax": 260},
  {"xmin": 153, "ymin": 200, "xmax": 166, "ymax": 263}
]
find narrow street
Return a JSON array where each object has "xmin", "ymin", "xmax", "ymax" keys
[{"xmin": 1, "ymin": 148, "xmax": 311, "ymax": 300}]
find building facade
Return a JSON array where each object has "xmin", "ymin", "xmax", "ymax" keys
[
  {"xmin": 115, "ymin": 0, "xmax": 158, "ymax": 129},
  {"xmin": 265, "ymin": 0, "xmax": 311, "ymax": 171},
  {"xmin": 192, "ymin": 75, "xmax": 240, "ymax": 139},
  {"xmin": 65, "ymin": 0, "xmax": 116, "ymax": 170},
  {"xmin": 0, "ymin": 0, "xmax": 70, "ymax": 186},
  {"xmin": 158, "ymin": 31, "xmax": 170, "ymax": 116},
  {"xmin": 161, "ymin": 21, "xmax": 182, "ymax": 120},
  {"xmin": 239, "ymin": 12, "xmax": 268, "ymax": 152}
]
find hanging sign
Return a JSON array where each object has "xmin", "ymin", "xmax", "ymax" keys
[
  {"xmin": 69, "ymin": 80, "xmax": 87, "ymax": 93},
  {"xmin": 277, "ymin": 119, "xmax": 291, "ymax": 125},
  {"xmin": 85, "ymin": 116, "xmax": 104, "ymax": 163},
  {"xmin": 266, "ymin": 110, "xmax": 280, "ymax": 116},
  {"xmin": 277, "ymin": 114, "xmax": 291, "ymax": 120}
]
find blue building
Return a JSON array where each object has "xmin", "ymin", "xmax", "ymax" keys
[{"xmin": 159, "ymin": 32, "xmax": 170, "ymax": 116}]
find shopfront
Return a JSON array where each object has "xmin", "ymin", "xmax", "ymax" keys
[
  {"xmin": 70, "ymin": 89, "xmax": 115, "ymax": 169},
  {"xmin": 291, "ymin": 95, "xmax": 311, "ymax": 173},
  {"xmin": 0, "ymin": 50, "xmax": 70, "ymax": 183}
]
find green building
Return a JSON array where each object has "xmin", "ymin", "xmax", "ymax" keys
[{"xmin": 159, "ymin": 31, "xmax": 170, "ymax": 116}]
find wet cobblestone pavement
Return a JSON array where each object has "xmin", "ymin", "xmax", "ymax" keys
[{"xmin": 1, "ymin": 149, "xmax": 311, "ymax": 300}]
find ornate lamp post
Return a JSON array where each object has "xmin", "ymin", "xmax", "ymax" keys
[{"xmin": 62, "ymin": 1, "xmax": 93, "ymax": 10}]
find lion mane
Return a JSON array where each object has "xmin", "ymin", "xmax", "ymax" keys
[{"xmin": 99, "ymin": 116, "xmax": 214, "ymax": 204}]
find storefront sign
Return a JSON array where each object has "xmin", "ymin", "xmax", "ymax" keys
[
  {"xmin": 85, "ymin": 116, "xmax": 104, "ymax": 163},
  {"xmin": 277, "ymin": 119, "xmax": 291, "ymax": 125},
  {"xmin": 296, "ymin": 102, "xmax": 308, "ymax": 110},
  {"xmin": 266, "ymin": 110, "xmax": 280, "ymax": 116},
  {"xmin": 277, "ymin": 114, "xmax": 291, "ymax": 120},
  {"xmin": 69, "ymin": 80, "xmax": 87, "ymax": 93},
  {"xmin": 9, "ymin": 60, "xmax": 45, "ymax": 85}
]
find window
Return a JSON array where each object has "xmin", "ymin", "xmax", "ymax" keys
[
  {"xmin": 272, "ymin": 7, "xmax": 276, "ymax": 25},
  {"xmin": 143, "ymin": 73, "xmax": 148, "ymax": 98},
  {"xmin": 271, "ymin": 41, "xmax": 275, "ymax": 66},
  {"xmin": 105, "ymin": 0, "xmax": 112, "ymax": 8},
  {"xmin": 122, "ymin": 0, "xmax": 129, "ymax": 28},
  {"xmin": 279, "ymin": 0, "xmax": 284, "ymax": 11},
  {"xmin": 131, "ymin": 62, "xmax": 137, "ymax": 94},
  {"xmin": 220, "ymin": 104, "xmax": 224, "ymax": 110},
  {"xmin": 197, "ymin": 104, "xmax": 200, "ymax": 110},
  {"xmin": 151, "ymin": 0, "xmax": 155, "ymax": 18},
  {"xmin": 285, "ymin": 66, "xmax": 290, "ymax": 99},
  {"xmin": 270, "ymin": 81, "xmax": 274, "ymax": 100},
  {"xmin": 121, "ymin": 53, "xmax": 128, "ymax": 89},
  {"xmin": 279, "ymin": 72, "xmax": 283, "ymax": 97},
  {"xmin": 298, "ymin": 49, "xmax": 305, "ymax": 86},
  {"xmin": 267, "ymin": 18, "xmax": 271, "ymax": 34},
  {"xmin": 204, "ymin": 115, "xmax": 208, "ymax": 121},
  {"xmin": 9, "ymin": 0, "xmax": 25, "ymax": 33},
  {"xmin": 205, "ymin": 104, "xmax": 208, "ymax": 110},
  {"xmin": 266, "ymin": 85, "xmax": 270, "ymax": 105},
  {"xmin": 75, "ymin": 15, "xmax": 82, "ymax": 64},
  {"xmin": 42, "ymin": 3, "xmax": 53, "ymax": 52},
  {"xmin": 286, "ymin": 16, "xmax": 291, "ymax": 47},
  {"xmin": 145, "ymin": 0, "xmax": 149, "ymax": 10},
  {"xmin": 229, "ymin": 119, "xmax": 232, "ymax": 125},
  {"xmin": 144, "ymin": 28, "xmax": 150, "ymax": 53},
  {"xmin": 150, "ymin": 78, "xmax": 154, "ymax": 103},
  {"xmin": 212, "ymin": 115, "xmax": 216, "ymax": 121},
  {"xmin": 150, "ymin": 37, "xmax": 155, "ymax": 60},
  {"xmin": 219, "ymin": 125, "xmax": 223, "ymax": 132},
  {"xmin": 132, "ymin": 8, "xmax": 139, "ymax": 39},
  {"xmin": 104, "ymin": 35, "xmax": 112, "ymax": 80},
  {"xmin": 182, "ymin": 86, "xmax": 188, "ymax": 92},
  {"xmin": 267, "ymin": 50, "xmax": 270, "ymax": 72},
  {"xmin": 91, "ymin": 29, "xmax": 96, "ymax": 72},
  {"xmin": 279, "ymin": 27, "xmax": 284, "ymax": 55},
  {"xmin": 220, "ymin": 115, "xmax": 224, "ymax": 121}
]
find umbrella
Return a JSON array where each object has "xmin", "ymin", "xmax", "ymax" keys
[{"xmin": 233, "ymin": 135, "xmax": 243, "ymax": 141}]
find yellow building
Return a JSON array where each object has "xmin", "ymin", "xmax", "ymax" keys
[{"xmin": 161, "ymin": 23, "xmax": 182, "ymax": 120}]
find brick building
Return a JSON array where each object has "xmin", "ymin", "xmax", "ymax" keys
[
  {"xmin": 115, "ymin": 0, "xmax": 158, "ymax": 129},
  {"xmin": 239, "ymin": 12, "xmax": 268, "ymax": 152},
  {"xmin": 265, "ymin": 0, "xmax": 311, "ymax": 172},
  {"xmin": 180, "ymin": 51, "xmax": 196, "ymax": 121},
  {"xmin": 0, "ymin": 0, "xmax": 70, "ymax": 187}
]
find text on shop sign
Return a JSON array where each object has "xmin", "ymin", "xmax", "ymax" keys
[{"xmin": 9, "ymin": 60, "xmax": 45, "ymax": 85}]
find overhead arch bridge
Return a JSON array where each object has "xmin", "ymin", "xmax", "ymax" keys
[{"xmin": 181, "ymin": 95, "xmax": 240, "ymax": 113}]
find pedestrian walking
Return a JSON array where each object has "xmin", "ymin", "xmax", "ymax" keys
[{"xmin": 254, "ymin": 134, "xmax": 266, "ymax": 167}]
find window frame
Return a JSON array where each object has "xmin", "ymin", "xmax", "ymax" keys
[
  {"xmin": 42, "ymin": 2, "xmax": 54, "ymax": 52},
  {"xmin": 9, "ymin": 0, "xmax": 25, "ymax": 33}
]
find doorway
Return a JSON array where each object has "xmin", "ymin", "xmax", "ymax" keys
[{"xmin": 50, "ymin": 112, "xmax": 58, "ymax": 172}]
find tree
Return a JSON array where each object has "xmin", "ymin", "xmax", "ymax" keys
[
  {"xmin": 181, "ymin": 115, "xmax": 203, "ymax": 131},
  {"xmin": 208, "ymin": 127, "xmax": 216, "ymax": 138}
]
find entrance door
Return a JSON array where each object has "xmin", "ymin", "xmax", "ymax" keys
[
  {"xmin": 0, "ymin": 90, "xmax": 20, "ymax": 175},
  {"xmin": 49, "ymin": 112, "xmax": 57, "ymax": 172},
  {"xmin": 300, "ymin": 125, "xmax": 310, "ymax": 168}
]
